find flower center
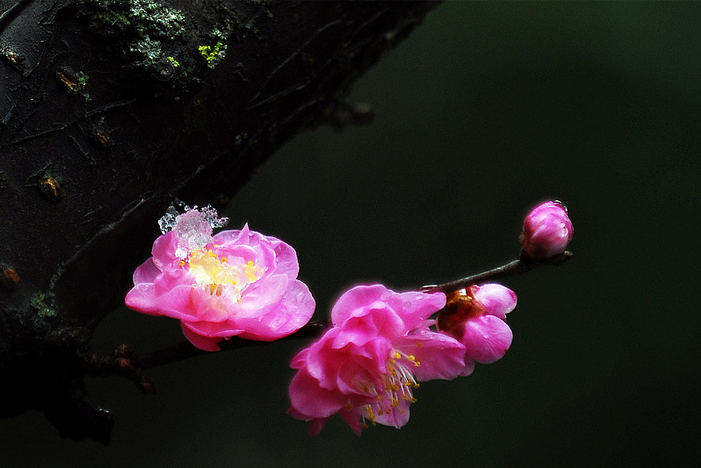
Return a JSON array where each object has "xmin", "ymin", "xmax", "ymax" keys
[
  {"xmin": 185, "ymin": 248, "xmax": 264, "ymax": 302},
  {"xmin": 359, "ymin": 349, "xmax": 421, "ymax": 428}
]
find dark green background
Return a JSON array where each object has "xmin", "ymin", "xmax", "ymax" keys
[{"xmin": 4, "ymin": 2, "xmax": 700, "ymax": 466}]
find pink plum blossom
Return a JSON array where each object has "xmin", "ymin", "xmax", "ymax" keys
[
  {"xmin": 520, "ymin": 201, "xmax": 574, "ymax": 259},
  {"xmin": 288, "ymin": 284, "xmax": 466, "ymax": 435},
  {"xmin": 437, "ymin": 284, "xmax": 517, "ymax": 376},
  {"xmin": 125, "ymin": 206, "xmax": 315, "ymax": 351}
]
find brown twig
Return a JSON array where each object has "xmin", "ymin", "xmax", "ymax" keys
[
  {"xmin": 81, "ymin": 320, "xmax": 330, "ymax": 391},
  {"xmin": 422, "ymin": 250, "xmax": 573, "ymax": 294}
]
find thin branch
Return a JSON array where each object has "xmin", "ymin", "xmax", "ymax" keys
[
  {"xmin": 81, "ymin": 320, "xmax": 329, "ymax": 391},
  {"xmin": 422, "ymin": 250, "xmax": 574, "ymax": 294},
  {"xmin": 138, "ymin": 319, "xmax": 329, "ymax": 369}
]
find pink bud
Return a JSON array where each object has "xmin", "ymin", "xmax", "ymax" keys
[{"xmin": 520, "ymin": 201, "xmax": 573, "ymax": 259}]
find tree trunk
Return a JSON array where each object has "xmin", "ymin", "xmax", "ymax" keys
[{"xmin": 0, "ymin": 0, "xmax": 439, "ymax": 442}]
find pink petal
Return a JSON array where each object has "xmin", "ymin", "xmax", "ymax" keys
[
  {"xmin": 212, "ymin": 224, "xmax": 252, "ymax": 247},
  {"xmin": 473, "ymin": 284, "xmax": 517, "ymax": 319},
  {"xmin": 304, "ymin": 328, "xmax": 340, "ymax": 382},
  {"xmin": 374, "ymin": 397, "xmax": 411, "ymax": 428},
  {"xmin": 339, "ymin": 408, "xmax": 363, "ymax": 435},
  {"xmin": 330, "ymin": 284, "xmax": 387, "ymax": 325},
  {"xmin": 124, "ymin": 283, "xmax": 159, "ymax": 314},
  {"xmin": 188, "ymin": 290, "xmax": 231, "ymax": 323},
  {"xmin": 461, "ymin": 315, "xmax": 513, "ymax": 364},
  {"xmin": 290, "ymin": 348, "xmax": 309, "ymax": 369},
  {"xmin": 133, "ymin": 258, "xmax": 160, "ymax": 284},
  {"xmin": 181, "ymin": 319, "xmax": 245, "ymax": 338},
  {"xmin": 153, "ymin": 284, "xmax": 199, "ymax": 321},
  {"xmin": 308, "ymin": 418, "xmax": 328, "ymax": 436},
  {"xmin": 330, "ymin": 335, "xmax": 391, "ymax": 377},
  {"xmin": 397, "ymin": 329, "xmax": 466, "ymax": 381},
  {"xmin": 385, "ymin": 290, "xmax": 447, "ymax": 330},
  {"xmin": 236, "ymin": 279, "xmax": 315, "ymax": 340},
  {"xmin": 151, "ymin": 231, "xmax": 180, "ymax": 269},
  {"xmin": 212, "ymin": 244, "xmax": 258, "ymax": 265},
  {"xmin": 286, "ymin": 408, "xmax": 329, "ymax": 436},
  {"xmin": 236, "ymin": 274, "xmax": 289, "ymax": 318},
  {"xmin": 289, "ymin": 368, "xmax": 346, "ymax": 419},
  {"xmin": 335, "ymin": 346, "xmax": 389, "ymax": 396},
  {"xmin": 461, "ymin": 359, "xmax": 476, "ymax": 377},
  {"xmin": 339, "ymin": 306, "xmax": 405, "ymax": 345},
  {"xmin": 181, "ymin": 323, "xmax": 223, "ymax": 351},
  {"xmin": 152, "ymin": 268, "xmax": 190, "ymax": 294},
  {"xmin": 269, "ymin": 237, "xmax": 300, "ymax": 278}
]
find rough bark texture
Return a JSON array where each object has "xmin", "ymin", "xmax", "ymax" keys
[{"xmin": 0, "ymin": 0, "xmax": 439, "ymax": 442}]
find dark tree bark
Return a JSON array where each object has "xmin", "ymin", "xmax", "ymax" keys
[{"xmin": 0, "ymin": 0, "xmax": 439, "ymax": 442}]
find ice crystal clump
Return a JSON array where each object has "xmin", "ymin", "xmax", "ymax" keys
[
  {"xmin": 198, "ymin": 205, "xmax": 229, "ymax": 229},
  {"xmin": 157, "ymin": 204, "xmax": 229, "ymax": 258},
  {"xmin": 158, "ymin": 205, "xmax": 180, "ymax": 234}
]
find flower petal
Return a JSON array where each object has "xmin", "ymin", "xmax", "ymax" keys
[
  {"xmin": 374, "ymin": 397, "xmax": 411, "ymax": 428},
  {"xmin": 181, "ymin": 323, "xmax": 223, "ymax": 351},
  {"xmin": 330, "ymin": 284, "xmax": 388, "ymax": 325},
  {"xmin": 133, "ymin": 258, "xmax": 160, "ymax": 284},
  {"xmin": 181, "ymin": 319, "xmax": 245, "ymax": 338},
  {"xmin": 461, "ymin": 315, "xmax": 513, "ymax": 364},
  {"xmin": 339, "ymin": 408, "xmax": 363, "ymax": 435},
  {"xmin": 289, "ymin": 368, "xmax": 346, "ymax": 419},
  {"xmin": 124, "ymin": 283, "xmax": 159, "ymax": 314},
  {"xmin": 473, "ymin": 284, "xmax": 517, "ymax": 319},
  {"xmin": 151, "ymin": 231, "xmax": 180, "ymax": 269},
  {"xmin": 398, "ymin": 329, "xmax": 466, "ymax": 381},
  {"xmin": 272, "ymin": 240, "xmax": 300, "ymax": 278},
  {"xmin": 385, "ymin": 290, "xmax": 446, "ymax": 330},
  {"xmin": 236, "ymin": 279, "xmax": 315, "ymax": 341},
  {"xmin": 339, "ymin": 306, "xmax": 404, "ymax": 345}
]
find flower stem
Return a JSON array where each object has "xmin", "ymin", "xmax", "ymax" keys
[
  {"xmin": 422, "ymin": 250, "xmax": 573, "ymax": 294},
  {"xmin": 81, "ymin": 320, "xmax": 330, "ymax": 388},
  {"xmin": 137, "ymin": 320, "xmax": 329, "ymax": 369}
]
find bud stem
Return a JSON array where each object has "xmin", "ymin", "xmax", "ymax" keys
[{"xmin": 422, "ymin": 250, "xmax": 573, "ymax": 294}]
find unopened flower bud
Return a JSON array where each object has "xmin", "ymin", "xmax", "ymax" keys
[{"xmin": 520, "ymin": 201, "xmax": 573, "ymax": 259}]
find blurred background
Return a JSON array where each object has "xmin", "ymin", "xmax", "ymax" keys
[{"xmin": 3, "ymin": 2, "xmax": 699, "ymax": 466}]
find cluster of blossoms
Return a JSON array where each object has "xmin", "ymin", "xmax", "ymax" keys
[
  {"xmin": 125, "ymin": 200, "xmax": 572, "ymax": 434},
  {"xmin": 286, "ymin": 200, "xmax": 572, "ymax": 434},
  {"xmin": 287, "ymin": 283, "xmax": 516, "ymax": 434}
]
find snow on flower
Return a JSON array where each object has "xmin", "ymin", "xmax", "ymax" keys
[
  {"xmin": 437, "ymin": 283, "xmax": 517, "ymax": 376},
  {"xmin": 288, "ymin": 284, "xmax": 466, "ymax": 435},
  {"xmin": 125, "ymin": 205, "xmax": 315, "ymax": 351},
  {"xmin": 520, "ymin": 200, "xmax": 574, "ymax": 259}
]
